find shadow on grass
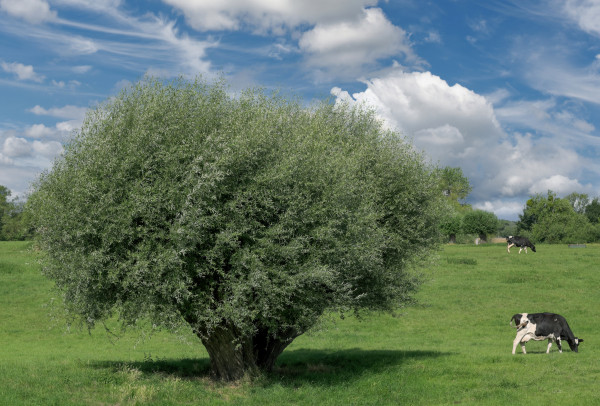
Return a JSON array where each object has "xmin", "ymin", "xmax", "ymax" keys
[
  {"xmin": 269, "ymin": 349, "xmax": 449, "ymax": 386},
  {"xmin": 92, "ymin": 348, "xmax": 449, "ymax": 386}
]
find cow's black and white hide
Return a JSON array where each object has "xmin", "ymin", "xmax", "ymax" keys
[
  {"xmin": 506, "ymin": 235, "xmax": 536, "ymax": 253},
  {"xmin": 510, "ymin": 312, "xmax": 583, "ymax": 354}
]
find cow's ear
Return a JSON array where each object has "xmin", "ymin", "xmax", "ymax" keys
[{"xmin": 579, "ymin": 338, "xmax": 584, "ymax": 343}]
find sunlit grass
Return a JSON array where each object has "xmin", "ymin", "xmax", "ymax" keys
[{"xmin": 1, "ymin": 241, "xmax": 599, "ymax": 404}]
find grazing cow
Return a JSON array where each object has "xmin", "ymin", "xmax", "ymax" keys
[
  {"xmin": 506, "ymin": 235, "xmax": 536, "ymax": 253},
  {"xmin": 510, "ymin": 312, "xmax": 583, "ymax": 354}
]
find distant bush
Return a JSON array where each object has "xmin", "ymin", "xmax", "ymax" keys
[{"xmin": 461, "ymin": 210, "xmax": 498, "ymax": 242}]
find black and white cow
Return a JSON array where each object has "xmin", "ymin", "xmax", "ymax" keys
[
  {"xmin": 506, "ymin": 235, "xmax": 536, "ymax": 253},
  {"xmin": 511, "ymin": 312, "xmax": 583, "ymax": 354}
]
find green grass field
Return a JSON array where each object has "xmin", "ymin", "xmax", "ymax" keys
[{"xmin": 1, "ymin": 241, "xmax": 599, "ymax": 405}]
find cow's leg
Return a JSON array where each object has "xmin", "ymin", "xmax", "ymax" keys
[
  {"xmin": 512, "ymin": 337, "xmax": 521, "ymax": 354},
  {"xmin": 513, "ymin": 331, "xmax": 529, "ymax": 354},
  {"xmin": 546, "ymin": 339, "xmax": 552, "ymax": 353},
  {"xmin": 524, "ymin": 246, "xmax": 528, "ymax": 254},
  {"xmin": 556, "ymin": 338, "xmax": 562, "ymax": 353},
  {"xmin": 518, "ymin": 247, "xmax": 523, "ymax": 254}
]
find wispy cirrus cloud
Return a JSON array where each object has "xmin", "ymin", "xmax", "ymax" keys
[
  {"xmin": 1, "ymin": 0, "xmax": 216, "ymax": 77},
  {"xmin": 494, "ymin": 97, "xmax": 598, "ymax": 144},
  {"xmin": 521, "ymin": 52, "xmax": 600, "ymax": 105}
]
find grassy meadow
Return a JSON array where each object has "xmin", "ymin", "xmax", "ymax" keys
[{"xmin": 1, "ymin": 240, "xmax": 599, "ymax": 405}]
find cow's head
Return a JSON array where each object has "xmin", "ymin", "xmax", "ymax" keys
[
  {"xmin": 511, "ymin": 313, "xmax": 529, "ymax": 329},
  {"xmin": 568, "ymin": 337, "xmax": 584, "ymax": 352}
]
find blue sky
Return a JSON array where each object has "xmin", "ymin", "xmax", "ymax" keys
[{"xmin": 1, "ymin": 0, "xmax": 600, "ymax": 220}]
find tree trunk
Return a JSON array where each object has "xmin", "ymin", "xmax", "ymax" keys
[
  {"xmin": 197, "ymin": 324, "xmax": 299, "ymax": 381},
  {"xmin": 253, "ymin": 327, "xmax": 298, "ymax": 371},
  {"xmin": 478, "ymin": 233, "xmax": 487, "ymax": 243},
  {"xmin": 449, "ymin": 233, "xmax": 456, "ymax": 244},
  {"xmin": 199, "ymin": 325, "xmax": 257, "ymax": 381}
]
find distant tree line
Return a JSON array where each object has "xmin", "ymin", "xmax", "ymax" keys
[
  {"xmin": 0, "ymin": 185, "xmax": 33, "ymax": 241},
  {"xmin": 435, "ymin": 168, "xmax": 600, "ymax": 244},
  {"xmin": 516, "ymin": 191, "xmax": 600, "ymax": 244},
  {"xmin": 436, "ymin": 167, "xmax": 499, "ymax": 244}
]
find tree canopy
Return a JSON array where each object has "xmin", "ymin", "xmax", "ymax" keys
[
  {"xmin": 461, "ymin": 210, "xmax": 498, "ymax": 242},
  {"xmin": 585, "ymin": 198, "xmax": 600, "ymax": 224},
  {"xmin": 517, "ymin": 190, "xmax": 599, "ymax": 243},
  {"xmin": 0, "ymin": 186, "xmax": 32, "ymax": 241},
  {"xmin": 29, "ymin": 77, "xmax": 443, "ymax": 380},
  {"xmin": 438, "ymin": 213, "xmax": 462, "ymax": 243},
  {"xmin": 435, "ymin": 166, "xmax": 471, "ymax": 208}
]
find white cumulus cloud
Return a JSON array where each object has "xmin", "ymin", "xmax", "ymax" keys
[
  {"xmin": 563, "ymin": 0, "xmax": 600, "ymax": 36},
  {"xmin": 0, "ymin": 152, "xmax": 14, "ymax": 165},
  {"xmin": 32, "ymin": 140, "xmax": 63, "ymax": 157},
  {"xmin": 29, "ymin": 104, "xmax": 88, "ymax": 120},
  {"xmin": 25, "ymin": 105, "xmax": 86, "ymax": 141},
  {"xmin": 414, "ymin": 125, "xmax": 464, "ymax": 146},
  {"xmin": 0, "ymin": 0, "xmax": 56, "ymax": 24},
  {"xmin": 473, "ymin": 200, "xmax": 526, "ymax": 221},
  {"xmin": 0, "ymin": 133, "xmax": 65, "ymax": 196},
  {"xmin": 334, "ymin": 70, "xmax": 502, "ymax": 149},
  {"xmin": 3, "ymin": 136, "xmax": 32, "ymax": 157},
  {"xmin": 55, "ymin": 120, "xmax": 79, "ymax": 134},
  {"xmin": 1, "ymin": 61, "xmax": 45, "ymax": 82},
  {"xmin": 162, "ymin": 0, "xmax": 378, "ymax": 32},
  {"xmin": 331, "ymin": 69, "xmax": 596, "ymax": 220},
  {"xmin": 21, "ymin": 121, "xmax": 79, "ymax": 141},
  {"xmin": 24, "ymin": 124, "xmax": 55, "ymax": 139},
  {"xmin": 331, "ymin": 70, "xmax": 504, "ymax": 196},
  {"xmin": 529, "ymin": 174, "xmax": 588, "ymax": 196},
  {"xmin": 299, "ymin": 8, "xmax": 417, "ymax": 76}
]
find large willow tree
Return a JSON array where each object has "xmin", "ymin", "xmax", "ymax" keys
[{"xmin": 29, "ymin": 77, "xmax": 442, "ymax": 380}]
